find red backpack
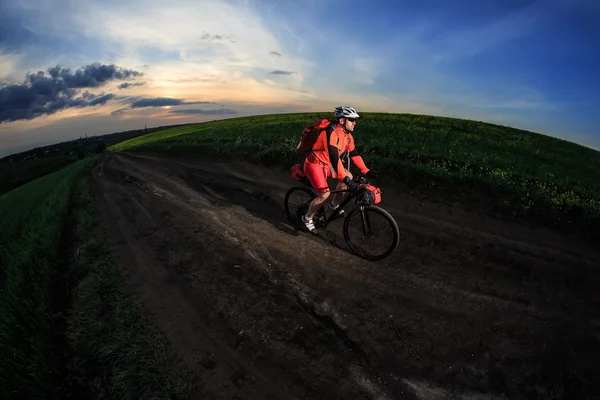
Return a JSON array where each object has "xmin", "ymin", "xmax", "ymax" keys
[{"xmin": 296, "ymin": 118, "xmax": 332, "ymax": 155}]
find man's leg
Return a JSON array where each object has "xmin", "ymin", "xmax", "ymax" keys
[
  {"xmin": 331, "ymin": 170, "xmax": 353, "ymax": 206},
  {"xmin": 302, "ymin": 162, "xmax": 330, "ymax": 231},
  {"xmin": 306, "ymin": 190, "xmax": 329, "ymax": 220}
]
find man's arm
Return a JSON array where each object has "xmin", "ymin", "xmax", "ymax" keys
[
  {"xmin": 348, "ymin": 135, "xmax": 369, "ymax": 174},
  {"xmin": 327, "ymin": 126, "xmax": 346, "ymax": 179}
]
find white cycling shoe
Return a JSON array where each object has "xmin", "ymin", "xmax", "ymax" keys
[
  {"xmin": 329, "ymin": 202, "xmax": 344, "ymax": 215},
  {"xmin": 302, "ymin": 214, "xmax": 316, "ymax": 232}
]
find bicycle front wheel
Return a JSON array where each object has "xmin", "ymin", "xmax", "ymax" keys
[{"xmin": 343, "ymin": 205, "xmax": 400, "ymax": 261}]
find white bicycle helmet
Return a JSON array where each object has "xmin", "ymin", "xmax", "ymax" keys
[{"xmin": 334, "ymin": 105, "xmax": 360, "ymax": 119}]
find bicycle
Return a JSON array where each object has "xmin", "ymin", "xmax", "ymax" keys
[{"xmin": 284, "ymin": 174, "xmax": 400, "ymax": 261}]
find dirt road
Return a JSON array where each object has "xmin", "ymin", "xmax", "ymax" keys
[{"xmin": 91, "ymin": 151, "xmax": 600, "ymax": 400}]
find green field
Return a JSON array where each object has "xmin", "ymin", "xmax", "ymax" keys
[
  {"xmin": 0, "ymin": 158, "xmax": 90, "ymax": 398},
  {"xmin": 0, "ymin": 157, "xmax": 189, "ymax": 399},
  {"xmin": 0, "ymin": 155, "xmax": 78, "ymax": 195},
  {"xmin": 110, "ymin": 112, "xmax": 600, "ymax": 241}
]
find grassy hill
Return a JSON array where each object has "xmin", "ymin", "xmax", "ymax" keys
[
  {"xmin": 0, "ymin": 123, "xmax": 197, "ymax": 195},
  {"xmin": 0, "ymin": 155, "xmax": 79, "ymax": 195},
  {"xmin": 0, "ymin": 158, "xmax": 190, "ymax": 399},
  {"xmin": 109, "ymin": 112, "xmax": 600, "ymax": 241}
]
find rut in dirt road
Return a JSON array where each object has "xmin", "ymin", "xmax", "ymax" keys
[{"xmin": 91, "ymin": 151, "xmax": 600, "ymax": 400}]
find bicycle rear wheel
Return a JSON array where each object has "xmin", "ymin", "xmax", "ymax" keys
[
  {"xmin": 284, "ymin": 185, "xmax": 316, "ymax": 226},
  {"xmin": 343, "ymin": 205, "xmax": 400, "ymax": 261}
]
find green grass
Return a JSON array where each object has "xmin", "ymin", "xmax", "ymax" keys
[
  {"xmin": 109, "ymin": 112, "xmax": 600, "ymax": 240},
  {"xmin": 0, "ymin": 155, "xmax": 77, "ymax": 196},
  {"xmin": 62, "ymin": 173, "xmax": 192, "ymax": 399},
  {"xmin": 0, "ymin": 156, "xmax": 191, "ymax": 399},
  {"xmin": 0, "ymin": 157, "xmax": 94, "ymax": 398}
]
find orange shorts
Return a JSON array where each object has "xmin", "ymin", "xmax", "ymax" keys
[{"xmin": 304, "ymin": 160, "xmax": 334, "ymax": 193}]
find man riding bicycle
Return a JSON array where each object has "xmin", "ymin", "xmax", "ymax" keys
[{"xmin": 302, "ymin": 105, "xmax": 375, "ymax": 232}]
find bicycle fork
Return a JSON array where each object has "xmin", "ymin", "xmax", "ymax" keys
[{"xmin": 358, "ymin": 206, "xmax": 374, "ymax": 237}]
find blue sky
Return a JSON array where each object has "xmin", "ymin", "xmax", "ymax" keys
[{"xmin": 0, "ymin": 0, "xmax": 599, "ymax": 157}]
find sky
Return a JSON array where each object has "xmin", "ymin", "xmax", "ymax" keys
[{"xmin": 0, "ymin": 0, "xmax": 599, "ymax": 157}]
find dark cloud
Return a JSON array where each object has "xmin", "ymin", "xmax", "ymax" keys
[
  {"xmin": 199, "ymin": 32, "xmax": 236, "ymax": 43},
  {"xmin": 0, "ymin": 62, "xmax": 143, "ymax": 123},
  {"xmin": 46, "ymin": 63, "xmax": 142, "ymax": 87},
  {"xmin": 168, "ymin": 108, "xmax": 237, "ymax": 115},
  {"xmin": 270, "ymin": 51, "xmax": 283, "ymax": 57},
  {"xmin": 130, "ymin": 97, "xmax": 215, "ymax": 108},
  {"xmin": 111, "ymin": 108, "xmax": 128, "ymax": 116},
  {"xmin": 88, "ymin": 93, "xmax": 115, "ymax": 106},
  {"xmin": 110, "ymin": 97, "xmax": 219, "ymax": 117},
  {"xmin": 118, "ymin": 82, "xmax": 146, "ymax": 90},
  {"xmin": 269, "ymin": 70, "xmax": 294, "ymax": 75},
  {"xmin": 286, "ymin": 87, "xmax": 311, "ymax": 94},
  {"xmin": 117, "ymin": 95, "xmax": 143, "ymax": 104}
]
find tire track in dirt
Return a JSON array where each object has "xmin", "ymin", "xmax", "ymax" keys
[
  {"xmin": 93, "ymin": 158, "xmax": 301, "ymax": 399},
  {"xmin": 91, "ymin": 151, "xmax": 600, "ymax": 400}
]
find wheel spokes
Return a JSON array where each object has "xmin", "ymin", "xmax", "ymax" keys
[{"xmin": 346, "ymin": 208, "xmax": 396, "ymax": 259}]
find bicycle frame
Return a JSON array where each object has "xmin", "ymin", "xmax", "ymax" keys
[
  {"xmin": 322, "ymin": 187, "xmax": 356, "ymax": 223},
  {"xmin": 313, "ymin": 178, "xmax": 372, "ymax": 226}
]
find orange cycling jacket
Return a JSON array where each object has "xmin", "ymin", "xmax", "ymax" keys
[{"xmin": 306, "ymin": 122, "xmax": 369, "ymax": 181}]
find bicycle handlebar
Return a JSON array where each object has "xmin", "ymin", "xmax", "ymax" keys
[
  {"xmin": 355, "ymin": 175, "xmax": 371, "ymax": 185},
  {"xmin": 344, "ymin": 174, "xmax": 373, "ymax": 194}
]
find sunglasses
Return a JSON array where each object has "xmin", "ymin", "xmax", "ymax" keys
[{"xmin": 347, "ymin": 118, "xmax": 357, "ymax": 123}]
